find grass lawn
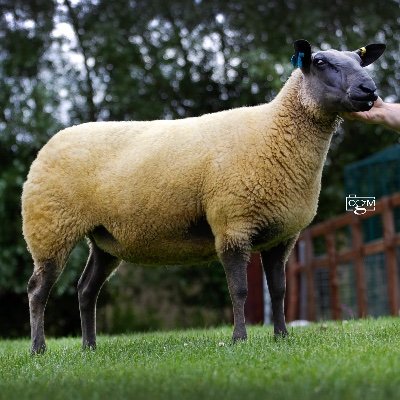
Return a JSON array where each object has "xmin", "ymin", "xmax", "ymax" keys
[{"xmin": 1, "ymin": 318, "xmax": 400, "ymax": 400}]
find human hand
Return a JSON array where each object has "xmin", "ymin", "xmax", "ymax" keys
[
  {"xmin": 343, "ymin": 98, "xmax": 400, "ymax": 132},
  {"xmin": 343, "ymin": 97, "xmax": 386, "ymax": 125}
]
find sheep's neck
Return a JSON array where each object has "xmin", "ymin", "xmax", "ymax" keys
[
  {"xmin": 246, "ymin": 69, "xmax": 341, "ymax": 217},
  {"xmin": 264, "ymin": 70, "xmax": 340, "ymax": 175}
]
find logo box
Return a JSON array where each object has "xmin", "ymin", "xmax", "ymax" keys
[{"xmin": 346, "ymin": 194, "xmax": 376, "ymax": 215}]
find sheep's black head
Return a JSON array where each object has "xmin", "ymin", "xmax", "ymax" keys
[{"xmin": 292, "ymin": 39, "xmax": 386, "ymax": 112}]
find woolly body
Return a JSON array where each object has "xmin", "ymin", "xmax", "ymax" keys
[{"xmin": 22, "ymin": 69, "xmax": 336, "ymax": 269}]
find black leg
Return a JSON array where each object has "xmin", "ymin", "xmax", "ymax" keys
[
  {"xmin": 78, "ymin": 240, "xmax": 119, "ymax": 349},
  {"xmin": 219, "ymin": 247, "xmax": 249, "ymax": 343},
  {"xmin": 261, "ymin": 237, "xmax": 297, "ymax": 336},
  {"xmin": 28, "ymin": 261, "xmax": 60, "ymax": 354}
]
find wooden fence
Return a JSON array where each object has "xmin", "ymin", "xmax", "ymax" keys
[
  {"xmin": 246, "ymin": 193, "xmax": 400, "ymax": 323},
  {"xmin": 285, "ymin": 193, "xmax": 400, "ymax": 322}
]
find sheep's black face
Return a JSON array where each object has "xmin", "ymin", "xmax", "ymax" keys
[
  {"xmin": 308, "ymin": 49, "xmax": 379, "ymax": 112},
  {"xmin": 293, "ymin": 40, "xmax": 386, "ymax": 113}
]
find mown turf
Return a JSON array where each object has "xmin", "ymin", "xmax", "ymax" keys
[{"xmin": 1, "ymin": 318, "xmax": 400, "ymax": 400}]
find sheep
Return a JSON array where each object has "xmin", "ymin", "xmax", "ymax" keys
[{"xmin": 22, "ymin": 39, "xmax": 386, "ymax": 353}]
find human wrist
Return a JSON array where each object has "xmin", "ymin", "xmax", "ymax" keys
[{"xmin": 382, "ymin": 102, "xmax": 400, "ymax": 131}]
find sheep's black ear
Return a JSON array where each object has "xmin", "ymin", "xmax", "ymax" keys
[
  {"xmin": 355, "ymin": 44, "xmax": 386, "ymax": 67},
  {"xmin": 291, "ymin": 39, "xmax": 312, "ymax": 73}
]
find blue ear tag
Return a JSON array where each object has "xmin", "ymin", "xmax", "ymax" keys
[{"xmin": 291, "ymin": 52, "xmax": 304, "ymax": 68}]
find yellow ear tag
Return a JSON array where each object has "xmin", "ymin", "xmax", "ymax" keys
[{"xmin": 359, "ymin": 47, "xmax": 366, "ymax": 57}]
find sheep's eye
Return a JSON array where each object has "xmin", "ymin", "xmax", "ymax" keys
[{"xmin": 314, "ymin": 59, "xmax": 326, "ymax": 67}]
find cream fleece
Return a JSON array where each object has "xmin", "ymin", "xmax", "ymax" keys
[{"xmin": 22, "ymin": 69, "xmax": 340, "ymax": 267}]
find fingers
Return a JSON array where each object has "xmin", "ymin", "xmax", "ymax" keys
[
  {"xmin": 373, "ymin": 96, "xmax": 384, "ymax": 107},
  {"xmin": 342, "ymin": 111, "xmax": 367, "ymax": 121},
  {"xmin": 342, "ymin": 97, "xmax": 384, "ymax": 124}
]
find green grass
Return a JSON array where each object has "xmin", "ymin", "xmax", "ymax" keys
[{"xmin": 1, "ymin": 318, "xmax": 400, "ymax": 400}]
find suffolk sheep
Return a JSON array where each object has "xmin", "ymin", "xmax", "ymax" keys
[{"xmin": 22, "ymin": 39, "xmax": 385, "ymax": 353}]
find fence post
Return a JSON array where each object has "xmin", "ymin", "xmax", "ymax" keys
[
  {"xmin": 304, "ymin": 230, "xmax": 316, "ymax": 321},
  {"xmin": 382, "ymin": 197, "xmax": 399, "ymax": 316},
  {"xmin": 351, "ymin": 214, "xmax": 367, "ymax": 317},
  {"xmin": 326, "ymin": 229, "xmax": 340, "ymax": 319}
]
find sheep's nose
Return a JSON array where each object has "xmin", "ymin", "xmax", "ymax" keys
[
  {"xmin": 359, "ymin": 82, "xmax": 377, "ymax": 95},
  {"xmin": 358, "ymin": 82, "xmax": 378, "ymax": 101}
]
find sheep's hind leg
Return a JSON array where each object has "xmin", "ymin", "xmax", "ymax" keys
[
  {"xmin": 28, "ymin": 260, "xmax": 61, "ymax": 354},
  {"xmin": 78, "ymin": 240, "xmax": 120, "ymax": 349},
  {"xmin": 261, "ymin": 237, "xmax": 297, "ymax": 337},
  {"xmin": 219, "ymin": 247, "xmax": 250, "ymax": 343}
]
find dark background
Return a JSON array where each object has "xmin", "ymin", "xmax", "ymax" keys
[{"xmin": 0, "ymin": 0, "xmax": 399, "ymax": 337}]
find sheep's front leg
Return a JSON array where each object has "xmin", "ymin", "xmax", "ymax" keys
[
  {"xmin": 219, "ymin": 247, "xmax": 249, "ymax": 342},
  {"xmin": 261, "ymin": 237, "xmax": 297, "ymax": 336}
]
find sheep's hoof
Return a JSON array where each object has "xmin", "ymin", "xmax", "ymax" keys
[
  {"xmin": 232, "ymin": 333, "xmax": 248, "ymax": 344},
  {"xmin": 31, "ymin": 343, "xmax": 46, "ymax": 355},
  {"xmin": 273, "ymin": 330, "xmax": 289, "ymax": 340},
  {"xmin": 82, "ymin": 342, "xmax": 97, "ymax": 351}
]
